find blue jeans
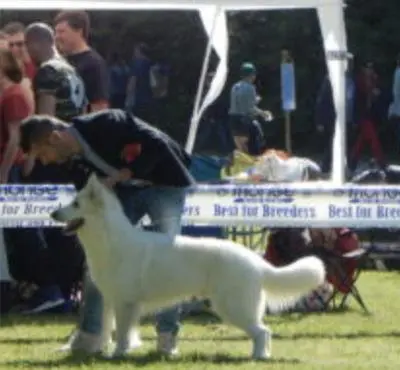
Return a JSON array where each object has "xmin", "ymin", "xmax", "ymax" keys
[{"xmin": 80, "ymin": 185, "xmax": 187, "ymax": 336}]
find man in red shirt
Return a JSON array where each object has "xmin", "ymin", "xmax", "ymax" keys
[
  {"xmin": 0, "ymin": 48, "xmax": 34, "ymax": 315},
  {"xmin": 0, "ymin": 48, "xmax": 34, "ymax": 182},
  {"xmin": 3, "ymin": 22, "xmax": 36, "ymax": 81}
]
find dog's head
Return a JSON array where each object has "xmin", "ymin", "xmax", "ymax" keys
[{"xmin": 50, "ymin": 173, "xmax": 116, "ymax": 235}]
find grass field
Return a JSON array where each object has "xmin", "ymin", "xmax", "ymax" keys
[{"xmin": 1, "ymin": 271, "xmax": 399, "ymax": 370}]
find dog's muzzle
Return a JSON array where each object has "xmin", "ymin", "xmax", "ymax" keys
[
  {"xmin": 50, "ymin": 210, "xmax": 85, "ymax": 235},
  {"xmin": 62, "ymin": 218, "xmax": 85, "ymax": 236}
]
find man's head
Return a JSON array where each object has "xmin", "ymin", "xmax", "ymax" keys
[
  {"xmin": 25, "ymin": 22, "xmax": 55, "ymax": 64},
  {"xmin": 240, "ymin": 62, "xmax": 256, "ymax": 83},
  {"xmin": 20, "ymin": 115, "xmax": 78, "ymax": 165},
  {"xmin": 54, "ymin": 11, "xmax": 90, "ymax": 55},
  {"xmin": 3, "ymin": 22, "xmax": 29, "ymax": 62},
  {"xmin": 0, "ymin": 48, "xmax": 23, "ymax": 84}
]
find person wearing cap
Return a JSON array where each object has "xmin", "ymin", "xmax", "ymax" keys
[{"xmin": 228, "ymin": 62, "xmax": 272, "ymax": 155}]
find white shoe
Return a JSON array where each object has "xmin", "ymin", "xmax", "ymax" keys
[
  {"xmin": 58, "ymin": 330, "xmax": 103, "ymax": 354},
  {"xmin": 156, "ymin": 332, "xmax": 179, "ymax": 357},
  {"xmin": 129, "ymin": 329, "xmax": 143, "ymax": 349}
]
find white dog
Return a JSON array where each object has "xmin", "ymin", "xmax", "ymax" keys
[
  {"xmin": 234, "ymin": 150, "xmax": 321, "ymax": 183},
  {"xmin": 51, "ymin": 174, "xmax": 325, "ymax": 360}
]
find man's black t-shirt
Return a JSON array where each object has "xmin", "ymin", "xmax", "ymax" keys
[
  {"xmin": 67, "ymin": 49, "xmax": 109, "ymax": 107},
  {"xmin": 33, "ymin": 57, "xmax": 87, "ymax": 120},
  {"xmin": 69, "ymin": 109, "xmax": 195, "ymax": 188}
]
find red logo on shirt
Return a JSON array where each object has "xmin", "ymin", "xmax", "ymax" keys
[{"xmin": 122, "ymin": 143, "xmax": 142, "ymax": 163}]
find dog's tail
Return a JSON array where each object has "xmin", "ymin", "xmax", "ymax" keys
[{"xmin": 261, "ymin": 256, "xmax": 326, "ymax": 312}]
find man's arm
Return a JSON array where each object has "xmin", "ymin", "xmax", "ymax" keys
[
  {"xmin": 0, "ymin": 93, "xmax": 32, "ymax": 182},
  {"xmin": 34, "ymin": 65, "xmax": 59, "ymax": 115},
  {"xmin": 85, "ymin": 56, "xmax": 109, "ymax": 112},
  {"xmin": 36, "ymin": 93, "xmax": 57, "ymax": 115},
  {"xmin": 0, "ymin": 123, "xmax": 20, "ymax": 183}
]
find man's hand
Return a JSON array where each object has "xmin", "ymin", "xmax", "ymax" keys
[
  {"xmin": 262, "ymin": 110, "xmax": 274, "ymax": 122},
  {"xmin": 101, "ymin": 168, "xmax": 133, "ymax": 189}
]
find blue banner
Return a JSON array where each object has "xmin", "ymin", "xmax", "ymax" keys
[{"xmin": 281, "ymin": 62, "xmax": 296, "ymax": 112}]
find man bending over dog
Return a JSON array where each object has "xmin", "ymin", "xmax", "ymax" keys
[{"xmin": 19, "ymin": 109, "xmax": 195, "ymax": 356}]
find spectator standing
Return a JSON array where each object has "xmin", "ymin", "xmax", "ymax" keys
[
  {"xmin": 125, "ymin": 43, "xmax": 154, "ymax": 122},
  {"xmin": 54, "ymin": 11, "xmax": 109, "ymax": 112},
  {"xmin": 0, "ymin": 48, "xmax": 34, "ymax": 314},
  {"xmin": 2, "ymin": 22, "xmax": 35, "ymax": 106},
  {"xmin": 350, "ymin": 62, "xmax": 385, "ymax": 170},
  {"xmin": 108, "ymin": 52, "xmax": 130, "ymax": 109},
  {"xmin": 14, "ymin": 22, "xmax": 87, "ymax": 312},
  {"xmin": 26, "ymin": 22, "xmax": 87, "ymax": 120}
]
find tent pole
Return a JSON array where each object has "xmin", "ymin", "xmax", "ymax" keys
[{"xmin": 185, "ymin": 6, "xmax": 221, "ymax": 154}]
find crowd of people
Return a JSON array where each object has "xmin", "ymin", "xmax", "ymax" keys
[{"xmin": 0, "ymin": 10, "xmax": 172, "ymax": 318}]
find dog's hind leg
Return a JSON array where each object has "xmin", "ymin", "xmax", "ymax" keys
[
  {"xmin": 212, "ymin": 287, "xmax": 271, "ymax": 360},
  {"xmin": 113, "ymin": 302, "xmax": 141, "ymax": 358}
]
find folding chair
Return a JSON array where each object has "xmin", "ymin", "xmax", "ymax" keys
[{"xmin": 312, "ymin": 230, "xmax": 371, "ymax": 314}]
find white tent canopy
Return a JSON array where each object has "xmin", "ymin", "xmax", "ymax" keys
[{"xmin": 3, "ymin": 0, "xmax": 348, "ymax": 184}]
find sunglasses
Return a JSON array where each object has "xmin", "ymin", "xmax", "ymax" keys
[{"xmin": 9, "ymin": 41, "xmax": 25, "ymax": 48}]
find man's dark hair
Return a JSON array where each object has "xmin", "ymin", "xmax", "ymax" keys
[
  {"xmin": 54, "ymin": 10, "xmax": 90, "ymax": 40},
  {"xmin": 3, "ymin": 21, "xmax": 25, "ymax": 35},
  {"xmin": 20, "ymin": 115, "xmax": 70, "ymax": 153},
  {"xmin": 25, "ymin": 22, "xmax": 55, "ymax": 45},
  {"xmin": 0, "ymin": 48, "xmax": 23, "ymax": 83}
]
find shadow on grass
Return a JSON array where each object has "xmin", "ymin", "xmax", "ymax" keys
[
  {"xmin": 1, "ymin": 351, "xmax": 301, "ymax": 368},
  {"xmin": 2, "ymin": 329, "xmax": 399, "ymax": 347}
]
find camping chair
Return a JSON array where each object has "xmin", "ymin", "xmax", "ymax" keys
[
  {"xmin": 311, "ymin": 229, "xmax": 371, "ymax": 314},
  {"xmin": 264, "ymin": 228, "xmax": 371, "ymax": 314}
]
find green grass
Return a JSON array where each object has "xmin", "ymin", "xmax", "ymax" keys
[{"xmin": 1, "ymin": 271, "xmax": 399, "ymax": 370}]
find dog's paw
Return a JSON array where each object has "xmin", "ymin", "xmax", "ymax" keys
[
  {"xmin": 111, "ymin": 346, "xmax": 130, "ymax": 359},
  {"xmin": 252, "ymin": 352, "xmax": 271, "ymax": 362}
]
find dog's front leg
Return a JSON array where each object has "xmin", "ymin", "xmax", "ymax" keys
[
  {"xmin": 101, "ymin": 300, "xmax": 114, "ymax": 353},
  {"xmin": 112, "ymin": 302, "xmax": 141, "ymax": 358}
]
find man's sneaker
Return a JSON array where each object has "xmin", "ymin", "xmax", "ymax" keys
[
  {"xmin": 156, "ymin": 332, "xmax": 179, "ymax": 357},
  {"xmin": 21, "ymin": 285, "xmax": 65, "ymax": 314},
  {"xmin": 58, "ymin": 330, "xmax": 104, "ymax": 354}
]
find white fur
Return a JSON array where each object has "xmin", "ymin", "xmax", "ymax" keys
[
  {"xmin": 52, "ymin": 174, "xmax": 326, "ymax": 359},
  {"xmin": 236, "ymin": 152, "xmax": 321, "ymax": 182}
]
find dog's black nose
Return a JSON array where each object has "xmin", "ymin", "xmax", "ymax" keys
[{"xmin": 50, "ymin": 210, "xmax": 59, "ymax": 221}]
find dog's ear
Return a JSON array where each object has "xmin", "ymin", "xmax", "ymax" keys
[
  {"xmin": 87, "ymin": 173, "xmax": 100, "ymax": 189},
  {"xmin": 85, "ymin": 173, "xmax": 104, "ymax": 207}
]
